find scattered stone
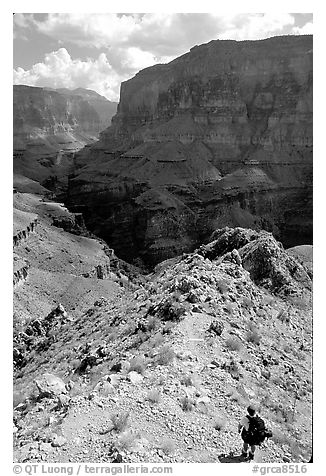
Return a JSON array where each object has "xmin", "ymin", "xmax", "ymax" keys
[{"xmin": 51, "ymin": 435, "xmax": 67, "ymax": 447}]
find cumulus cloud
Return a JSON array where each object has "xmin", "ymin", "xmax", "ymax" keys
[
  {"xmin": 30, "ymin": 13, "xmax": 309, "ymax": 54},
  {"xmin": 13, "ymin": 48, "xmax": 123, "ymax": 101},
  {"xmin": 13, "ymin": 13, "xmax": 313, "ymax": 101}
]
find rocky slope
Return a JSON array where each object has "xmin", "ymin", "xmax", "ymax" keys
[
  {"xmin": 13, "ymin": 85, "xmax": 117, "ymax": 195},
  {"xmin": 13, "ymin": 226, "xmax": 312, "ymax": 464},
  {"xmin": 68, "ymin": 35, "xmax": 312, "ymax": 267}
]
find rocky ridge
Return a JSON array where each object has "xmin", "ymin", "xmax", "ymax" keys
[
  {"xmin": 67, "ymin": 35, "xmax": 312, "ymax": 266},
  {"xmin": 13, "ymin": 224, "xmax": 312, "ymax": 464}
]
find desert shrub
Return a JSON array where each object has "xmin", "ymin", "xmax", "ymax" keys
[
  {"xmin": 13, "ymin": 390, "xmax": 27, "ymax": 408},
  {"xmin": 160, "ymin": 438, "xmax": 176, "ymax": 455},
  {"xmin": 180, "ymin": 395, "xmax": 194, "ymax": 412},
  {"xmin": 216, "ymin": 280, "xmax": 229, "ymax": 294},
  {"xmin": 155, "ymin": 297, "xmax": 187, "ymax": 322},
  {"xmin": 180, "ymin": 375, "xmax": 194, "ymax": 387},
  {"xmin": 111, "ymin": 411, "xmax": 130, "ymax": 433},
  {"xmin": 155, "ymin": 345, "xmax": 175, "ymax": 366},
  {"xmin": 147, "ymin": 316, "xmax": 160, "ymax": 331},
  {"xmin": 208, "ymin": 320, "xmax": 224, "ymax": 336},
  {"xmin": 224, "ymin": 303, "xmax": 234, "ymax": 315},
  {"xmin": 147, "ymin": 333, "xmax": 165, "ymax": 350},
  {"xmin": 225, "ymin": 336, "xmax": 242, "ymax": 352},
  {"xmin": 115, "ymin": 431, "xmax": 138, "ymax": 451},
  {"xmin": 213, "ymin": 417, "xmax": 226, "ymax": 431},
  {"xmin": 246, "ymin": 329, "xmax": 262, "ymax": 345},
  {"xmin": 147, "ymin": 388, "xmax": 161, "ymax": 403},
  {"xmin": 225, "ymin": 386, "xmax": 242, "ymax": 403},
  {"xmin": 242, "ymin": 297, "xmax": 254, "ymax": 308},
  {"xmin": 129, "ymin": 355, "xmax": 147, "ymax": 374},
  {"xmin": 162, "ymin": 322, "xmax": 176, "ymax": 335}
]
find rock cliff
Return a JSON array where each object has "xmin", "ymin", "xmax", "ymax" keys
[
  {"xmin": 67, "ymin": 35, "xmax": 312, "ymax": 266},
  {"xmin": 13, "ymin": 85, "xmax": 117, "ymax": 194}
]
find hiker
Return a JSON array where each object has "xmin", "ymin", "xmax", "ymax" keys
[{"xmin": 238, "ymin": 404, "xmax": 272, "ymax": 460}]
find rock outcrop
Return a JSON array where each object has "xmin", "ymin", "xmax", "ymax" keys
[{"xmin": 67, "ymin": 35, "xmax": 312, "ymax": 267}]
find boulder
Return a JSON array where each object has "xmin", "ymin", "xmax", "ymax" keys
[
  {"xmin": 34, "ymin": 373, "xmax": 67, "ymax": 398},
  {"xmin": 51, "ymin": 435, "xmax": 67, "ymax": 447},
  {"xmin": 128, "ymin": 371, "xmax": 144, "ymax": 385},
  {"xmin": 208, "ymin": 320, "xmax": 224, "ymax": 336}
]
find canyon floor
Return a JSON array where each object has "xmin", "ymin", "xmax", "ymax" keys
[{"xmin": 13, "ymin": 182, "xmax": 312, "ymax": 464}]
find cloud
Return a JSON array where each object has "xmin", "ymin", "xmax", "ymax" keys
[
  {"xmin": 13, "ymin": 14, "xmax": 313, "ymax": 101},
  {"xmin": 30, "ymin": 13, "xmax": 308, "ymax": 55},
  {"xmin": 293, "ymin": 22, "xmax": 313, "ymax": 35},
  {"xmin": 13, "ymin": 48, "xmax": 123, "ymax": 101}
]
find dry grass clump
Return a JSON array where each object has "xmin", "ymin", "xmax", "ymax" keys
[
  {"xmin": 110, "ymin": 411, "xmax": 130, "ymax": 433},
  {"xmin": 225, "ymin": 386, "xmax": 243, "ymax": 404},
  {"xmin": 180, "ymin": 375, "xmax": 194, "ymax": 387},
  {"xmin": 225, "ymin": 336, "xmax": 242, "ymax": 352},
  {"xmin": 155, "ymin": 345, "xmax": 175, "ymax": 366},
  {"xmin": 147, "ymin": 388, "xmax": 161, "ymax": 403},
  {"xmin": 129, "ymin": 355, "xmax": 147, "ymax": 374},
  {"xmin": 242, "ymin": 297, "xmax": 254, "ymax": 308},
  {"xmin": 180, "ymin": 395, "xmax": 195, "ymax": 412},
  {"xmin": 246, "ymin": 329, "xmax": 262, "ymax": 345},
  {"xmin": 13, "ymin": 390, "xmax": 27, "ymax": 408},
  {"xmin": 115, "ymin": 430, "xmax": 138, "ymax": 451},
  {"xmin": 216, "ymin": 280, "xmax": 229, "ymax": 294},
  {"xmin": 160, "ymin": 438, "xmax": 176, "ymax": 455},
  {"xmin": 147, "ymin": 316, "xmax": 160, "ymax": 331},
  {"xmin": 213, "ymin": 416, "xmax": 226, "ymax": 431}
]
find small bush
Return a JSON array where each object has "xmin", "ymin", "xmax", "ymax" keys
[
  {"xmin": 129, "ymin": 355, "xmax": 147, "ymax": 374},
  {"xmin": 147, "ymin": 316, "xmax": 160, "ymax": 331},
  {"xmin": 155, "ymin": 345, "xmax": 175, "ymax": 366},
  {"xmin": 180, "ymin": 375, "xmax": 194, "ymax": 387},
  {"xmin": 246, "ymin": 330, "xmax": 262, "ymax": 345},
  {"xmin": 147, "ymin": 333, "xmax": 165, "ymax": 349},
  {"xmin": 224, "ymin": 303, "xmax": 234, "ymax": 315},
  {"xmin": 147, "ymin": 389, "xmax": 161, "ymax": 403},
  {"xmin": 225, "ymin": 336, "xmax": 242, "ymax": 352},
  {"xmin": 216, "ymin": 280, "xmax": 229, "ymax": 294},
  {"xmin": 110, "ymin": 411, "xmax": 130, "ymax": 433},
  {"xmin": 13, "ymin": 390, "xmax": 27, "ymax": 408},
  {"xmin": 213, "ymin": 417, "xmax": 226, "ymax": 431},
  {"xmin": 160, "ymin": 438, "xmax": 176, "ymax": 455},
  {"xmin": 180, "ymin": 395, "xmax": 194, "ymax": 412},
  {"xmin": 162, "ymin": 322, "xmax": 175, "ymax": 335},
  {"xmin": 116, "ymin": 431, "xmax": 138, "ymax": 451},
  {"xmin": 155, "ymin": 297, "xmax": 187, "ymax": 322},
  {"xmin": 242, "ymin": 297, "xmax": 254, "ymax": 308}
]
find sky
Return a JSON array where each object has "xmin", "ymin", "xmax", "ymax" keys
[{"xmin": 13, "ymin": 13, "xmax": 313, "ymax": 102}]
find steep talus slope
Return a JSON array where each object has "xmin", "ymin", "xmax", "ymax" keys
[
  {"xmin": 13, "ymin": 85, "xmax": 117, "ymax": 195},
  {"xmin": 13, "ymin": 227, "xmax": 312, "ymax": 464},
  {"xmin": 68, "ymin": 35, "xmax": 312, "ymax": 266},
  {"xmin": 13, "ymin": 190, "xmax": 129, "ymax": 327}
]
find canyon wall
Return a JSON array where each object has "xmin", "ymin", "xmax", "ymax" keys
[
  {"xmin": 13, "ymin": 85, "xmax": 117, "ymax": 193},
  {"xmin": 68, "ymin": 35, "xmax": 313, "ymax": 266}
]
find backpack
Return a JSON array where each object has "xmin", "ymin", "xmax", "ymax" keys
[{"xmin": 243, "ymin": 415, "xmax": 267, "ymax": 445}]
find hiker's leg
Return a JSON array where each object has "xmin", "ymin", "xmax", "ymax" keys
[
  {"xmin": 248, "ymin": 445, "xmax": 256, "ymax": 460},
  {"xmin": 242, "ymin": 442, "xmax": 249, "ymax": 455}
]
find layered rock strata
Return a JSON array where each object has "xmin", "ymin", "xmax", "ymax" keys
[
  {"xmin": 13, "ymin": 85, "xmax": 117, "ymax": 193},
  {"xmin": 68, "ymin": 35, "xmax": 313, "ymax": 266}
]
